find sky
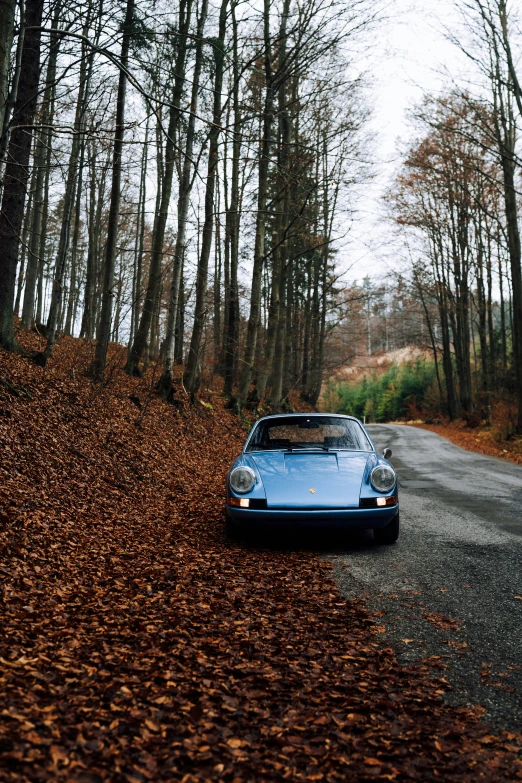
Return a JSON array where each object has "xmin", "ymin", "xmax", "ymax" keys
[{"xmin": 344, "ymin": 0, "xmax": 471, "ymax": 283}]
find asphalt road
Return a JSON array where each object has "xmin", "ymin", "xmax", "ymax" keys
[{"xmin": 330, "ymin": 424, "xmax": 522, "ymax": 731}]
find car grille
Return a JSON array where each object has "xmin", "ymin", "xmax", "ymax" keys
[
  {"xmin": 248, "ymin": 499, "xmax": 268, "ymax": 509},
  {"xmin": 360, "ymin": 498, "xmax": 379, "ymax": 508}
]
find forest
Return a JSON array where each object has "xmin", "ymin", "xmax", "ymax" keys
[
  {"xmin": 0, "ymin": 0, "xmax": 375, "ymax": 411},
  {"xmin": 0, "ymin": 0, "xmax": 521, "ymax": 426},
  {"xmin": 2, "ymin": 2, "xmax": 522, "ymax": 779}
]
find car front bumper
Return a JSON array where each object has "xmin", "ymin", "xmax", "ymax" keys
[{"xmin": 226, "ymin": 504, "xmax": 398, "ymax": 530}]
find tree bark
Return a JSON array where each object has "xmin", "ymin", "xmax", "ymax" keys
[
  {"xmin": 14, "ymin": 177, "xmax": 34, "ymax": 316},
  {"xmin": 20, "ymin": 1, "xmax": 62, "ymax": 328},
  {"xmin": 213, "ymin": 184, "xmax": 222, "ymax": 369},
  {"xmin": 0, "ymin": 0, "xmax": 16, "ymax": 140},
  {"xmin": 92, "ymin": 0, "xmax": 134, "ymax": 378},
  {"xmin": 183, "ymin": 0, "xmax": 229, "ymax": 393},
  {"xmin": 126, "ymin": 0, "xmax": 194, "ymax": 377},
  {"xmin": 64, "ymin": 136, "xmax": 86, "ymax": 336},
  {"xmin": 223, "ymin": 1, "xmax": 241, "ymax": 396},
  {"xmin": 232, "ymin": 0, "xmax": 274, "ymax": 409},
  {"xmin": 0, "ymin": 0, "xmax": 44, "ymax": 351},
  {"xmin": 0, "ymin": 0, "xmax": 24, "ymax": 181},
  {"xmin": 155, "ymin": 0, "xmax": 207, "ymax": 393},
  {"xmin": 43, "ymin": 13, "xmax": 94, "ymax": 361},
  {"xmin": 254, "ymin": 4, "xmax": 291, "ymax": 405},
  {"xmin": 129, "ymin": 113, "xmax": 149, "ymax": 349}
]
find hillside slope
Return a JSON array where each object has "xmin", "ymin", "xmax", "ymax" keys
[{"xmin": 0, "ymin": 335, "xmax": 521, "ymax": 782}]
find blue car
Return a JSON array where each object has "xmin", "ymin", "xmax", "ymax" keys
[{"xmin": 225, "ymin": 413, "xmax": 399, "ymax": 544}]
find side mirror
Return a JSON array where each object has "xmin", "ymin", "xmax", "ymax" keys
[{"xmin": 382, "ymin": 447, "xmax": 392, "ymax": 459}]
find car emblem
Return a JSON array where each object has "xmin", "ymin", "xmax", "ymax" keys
[{"xmin": 309, "ymin": 488, "xmax": 316, "ymax": 494}]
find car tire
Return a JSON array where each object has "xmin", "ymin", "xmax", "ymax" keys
[
  {"xmin": 373, "ymin": 511, "xmax": 400, "ymax": 545},
  {"xmin": 225, "ymin": 511, "xmax": 239, "ymax": 540}
]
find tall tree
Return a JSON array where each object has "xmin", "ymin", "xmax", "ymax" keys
[
  {"xmin": 41, "ymin": 10, "xmax": 95, "ymax": 360},
  {"xmin": 222, "ymin": 0, "xmax": 241, "ymax": 396},
  {"xmin": 231, "ymin": 0, "xmax": 274, "ymax": 410},
  {"xmin": 92, "ymin": 0, "xmax": 135, "ymax": 378},
  {"xmin": 0, "ymin": 0, "xmax": 16, "ymax": 140},
  {"xmin": 183, "ymin": 0, "xmax": 229, "ymax": 393},
  {"xmin": 126, "ymin": 0, "xmax": 194, "ymax": 376},
  {"xmin": 0, "ymin": 0, "xmax": 44, "ymax": 351},
  {"xmin": 21, "ymin": 1, "xmax": 62, "ymax": 329},
  {"xmin": 156, "ymin": 0, "xmax": 207, "ymax": 394}
]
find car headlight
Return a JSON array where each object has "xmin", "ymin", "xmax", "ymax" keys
[
  {"xmin": 229, "ymin": 466, "xmax": 256, "ymax": 494},
  {"xmin": 370, "ymin": 465, "xmax": 396, "ymax": 493}
]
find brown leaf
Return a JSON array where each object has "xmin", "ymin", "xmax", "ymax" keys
[{"xmin": 1, "ymin": 336, "xmax": 519, "ymax": 783}]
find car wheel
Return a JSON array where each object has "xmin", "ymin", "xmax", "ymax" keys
[
  {"xmin": 225, "ymin": 511, "xmax": 239, "ymax": 540},
  {"xmin": 373, "ymin": 511, "xmax": 400, "ymax": 545}
]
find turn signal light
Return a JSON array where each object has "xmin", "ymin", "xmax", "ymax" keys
[{"xmin": 228, "ymin": 497, "xmax": 250, "ymax": 508}]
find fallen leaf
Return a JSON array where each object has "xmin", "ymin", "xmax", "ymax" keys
[{"xmin": 0, "ymin": 336, "xmax": 519, "ymax": 783}]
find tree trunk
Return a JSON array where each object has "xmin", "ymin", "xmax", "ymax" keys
[
  {"xmin": 0, "ymin": 0, "xmax": 24, "ymax": 181},
  {"xmin": 43, "ymin": 14, "xmax": 94, "ymax": 361},
  {"xmin": 269, "ymin": 252, "xmax": 287, "ymax": 410},
  {"xmin": 223, "ymin": 1, "xmax": 241, "ymax": 396},
  {"xmin": 92, "ymin": 0, "xmax": 134, "ymax": 379},
  {"xmin": 126, "ymin": 0, "xmax": 194, "ymax": 377},
  {"xmin": 501, "ymin": 156, "xmax": 522, "ymax": 429},
  {"xmin": 254, "ymin": 7, "xmax": 291, "ymax": 405},
  {"xmin": 155, "ymin": 0, "xmax": 207, "ymax": 394},
  {"xmin": 301, "ymin": 255, "xmax": 312, "ymax": 395},
  {"xmin": 309, "ymin": 244, "xmax": 328, "ymax": 407},
  {"xmin": 499, "ymin": 253, "xmax": 507, "ymax": 369},
  {"xmin": 35, "ymin": 47, "xmax": 60, "ymax": 327},
  {"xmin": 232, "ymin": 0, "xmax": 274, "ymax": 409},
  {"xmin": 0, "ymin": 0, "xmax": 44, "ymax": 351},
  {"xmin": 174, "ymin": 256, "xmax": 185, "ymax": 365},
  {"xmin": 213, "ymin": 182, "xmax": 222, "ymax": 370},
  {"xmin": 64, "ymin": 136, "xmax": 85, "ymax": 336},
  {"xmin": 21, "ymin": 2, "xmax": 62, "ymax": 328},
  {"xmin": 14, "ymin": 173, "xmax": 34, "ymax": 316},
  {"xmin": 183, "ymin": 0, "xmax": 229, "ymax": 394},
  {"xmin": 129, "ymin": 113, "xmax": 149, "ymax": 349},
  {"xmin": 0, "ymin": 0, "xmax": 16, "ymax": 140},
  {"xmin": 80, "ymin": 137, "xmax": 99, "ymax": 338}
]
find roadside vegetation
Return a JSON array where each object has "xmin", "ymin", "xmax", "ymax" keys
[
  {"xmin": 323, "ymin": 360, "xmax": 438, "ymax": 423},
  {"xmin": 322, "ymin": 354, "xmax": 522, "ymax": 464}
]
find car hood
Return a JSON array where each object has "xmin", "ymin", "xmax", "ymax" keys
[{"xmin": 249, "ymin": 451, "xmax": 371, "ymax": 509}]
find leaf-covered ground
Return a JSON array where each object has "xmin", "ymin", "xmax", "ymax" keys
[{"xmin": 1, "ymin": 336, "xmax": 521, "ymax": 782}]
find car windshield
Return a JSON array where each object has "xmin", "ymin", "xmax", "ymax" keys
[{"xmin": 246, "ymin": 416, "xmax": 372, "ymax": 452}]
